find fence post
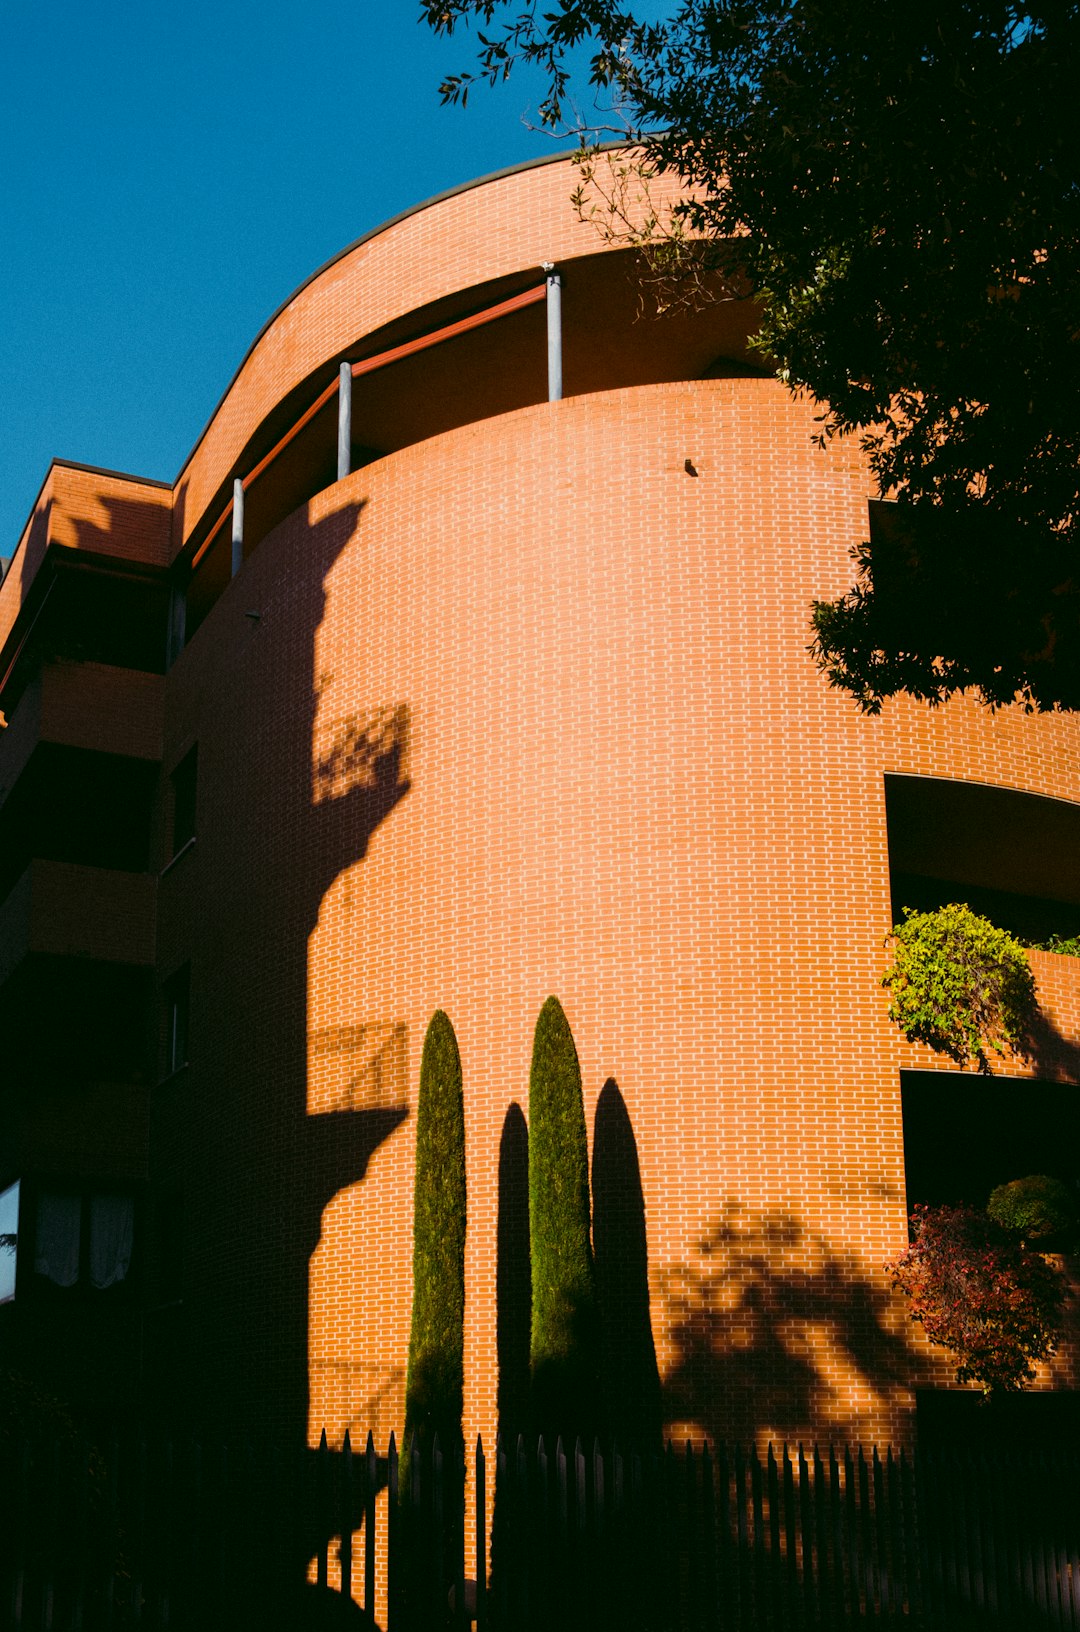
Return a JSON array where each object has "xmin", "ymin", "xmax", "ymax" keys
[
  {"xmin": 734, "ymin": 1443, "xmax": 751, "ymax": 1623},
  {"xmin": 797, "ymin": 1445, "xmax": 815, "ymax": 1626},
  {"xmin": 387, "ymin": 1433, "xmax": 400, "ymax": 1632},
  {"xmin": 432, "ymin": 1436, "xmax": 445, "ymax": 1632},
  {"xmin": 813, "ymin": 1445, "xmax": 831, "ymax": 1626},
  {"xmin": 453, "ymin": 1439, "xmax": 467, "ymax": 1632},
  {"xmin": 750, "ymin": 1444, "xmax": 766, "ymax": 1624},
  {"xmin": 475, "ymin": 1436, "xmax": 487, "ymax": 1632},
  {"xmin": 364, "ymin": 1431, "xmax": 377, "ymax": 1625},
  {"xmin": 828, "ymin": 1445, "xmax": 846, "ymax": 1626}
]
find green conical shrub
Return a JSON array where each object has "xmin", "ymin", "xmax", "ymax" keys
[
  {"xmin": 404, "ymin": 1010, "xmax": 466, "ymax": 1458},
  {"xmin": 528, "ymin": 996, "xmax": 600, "ymax": 1444}
]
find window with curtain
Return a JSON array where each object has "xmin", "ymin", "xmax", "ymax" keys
[{"xmin": 33, "ymin": 1190, "xmax": 135, "ymax": 1290}]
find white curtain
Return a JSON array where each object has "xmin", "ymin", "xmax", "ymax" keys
[
  {"xmin": 35, "ymin": 1193, "xmax": 81, "ymax": 1287},
  {"xmin": 89, "ymin": 1194, "xmax": 134, "ymax": 1289}
]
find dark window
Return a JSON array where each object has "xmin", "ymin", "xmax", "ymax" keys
[
  {"xmin": 171, "ymin": 747, "xmax": 198, "ymax": 856},
  {"xmin": 0, "ymin": 1180, "xmax": 20, "ymax": 1304},
  {"xmin": 32, "ymin": 1189, "xmax": 135, "ymax": 1291},
  {"xmin": 164, "ymin": 965, "xmax": 190, "ymax": 1075},
  {"xmin": 901, "ymin": 1069, "xmax": 1080, "ymax": 1212}
]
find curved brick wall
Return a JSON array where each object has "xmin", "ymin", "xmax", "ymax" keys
[
  {"xmin": 143, "ymin": 158, "xmax": 1080, "ymax": 1487},
  {"xmin": 172, "ymin": 155, "xmax": 690, "ymax": 546},
  {"xmin": 9, "ymin": 154, "xmax": 1080, "ymax": 1525}
]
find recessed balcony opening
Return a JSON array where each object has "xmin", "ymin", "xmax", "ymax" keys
[
  {"xmin": 0, "ymin": 743, "xmax": 157, "ymax": 903},
  {"xmin": 0, "ymin": 955, "xmax": 153, "ymax": 1083},
  {"xmin": 3, "ymin": 565, "xmax": 168, "ymax": 719},
  {"xmin": 181, "ymin": 247, "xmax": 763, "ymax": 643},
  {"xmin": 903, "ymin": 1066, "xmax": 1080, "ymax": 1443},
  {"xmin": 885, "ymin": 774, "xmax": 1080, "ymax": 944},
  {"xmin": 901, "ymin": 1068, "xmax": 1080, "ymax": 1213}
]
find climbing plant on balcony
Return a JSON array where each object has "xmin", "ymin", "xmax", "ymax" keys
[
  {"xmin": 888, "ymin": 1204, "xmax": 1065, "ymax": 1397},
  {"xmin": 528, "ymin": 995, "xmax": 600, "ymax": 1444},
  {"xmin": 882, "ymin": 903, "xmax": 1036, "ymax": 1072},
  {"xmin": 404, "ymin": 1010, "xmax": 466, "ymax": 1460}
]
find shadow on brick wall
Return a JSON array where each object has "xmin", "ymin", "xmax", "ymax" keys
[
  {"xmin": 496, "ymin": 1101, "xmax": 531, "ymax": 1442},
  {"xmin": 657, "ymin": 1201, "xmax": 913, "ymax": 1448},
  {"xmin": 144, "ymin": 499, "xmax": 410, "ymax": 1574},
  {"xmin": 593, "ymin": 1079, "xmax": 663, "ymax": 1452}
]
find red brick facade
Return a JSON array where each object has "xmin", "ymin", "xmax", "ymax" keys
[{"xmin": 3, "ymin": 153, "xmax": 1079, "ymax": 1466}]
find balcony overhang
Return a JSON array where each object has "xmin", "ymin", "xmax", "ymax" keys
[{"xmin": 0, "ymin": 860, "xmax": 157, "ymax": 992}]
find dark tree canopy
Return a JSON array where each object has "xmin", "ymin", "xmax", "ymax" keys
[{"xmin": 423, "ymin": 0, "xmax": 1080, "ymax": 710}]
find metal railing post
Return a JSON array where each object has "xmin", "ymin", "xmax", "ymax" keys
[
  {"xmin": 231, "ymin": 479, "xmax": 244, "ymax": 577},
  {"xmin": 337, "ymin": 361, "xmax": 352, "ymax": 482},
  {"xmin": 544, "ymin": 262, "xmax": 562, "ymax": 402}
]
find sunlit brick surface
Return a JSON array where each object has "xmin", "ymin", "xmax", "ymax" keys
[
  {"xmin": 8, "ymin": 158, "xmax": 1079, "ymax": 1498},
  {"xmin": 161, "ymin": 356, "xmax": 1080, "ymax": 1467}
]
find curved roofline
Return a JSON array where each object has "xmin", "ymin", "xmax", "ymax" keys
[{"xmin": 175, "ymin": 143, "xmax": 625, "ymax": 491}]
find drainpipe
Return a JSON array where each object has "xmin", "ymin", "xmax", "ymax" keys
[
  {"xmin": 231, "ymin": 478, "xmax": 244, "ymax": 578},
  {"xmin": 543, "ymin": 262, "xmax": 563, "ymax": 402},
  {"xmin": 337, "ymin": 361, "xmax": 352, "ymax": 483}
]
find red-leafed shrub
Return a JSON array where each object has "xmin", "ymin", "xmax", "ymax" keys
[{"xmin": 887, "ymin": 1204, "xmax": 1065, "ymax": 1397}]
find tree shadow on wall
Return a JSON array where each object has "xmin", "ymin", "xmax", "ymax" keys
[
  {"xmin": 496, "ymin": 1102, "xmax": 531, "ymax": 1443},
  {"xmin": 657, "ymin": 1201, "xmax": 914, "ymax": 1448},
  {"xmin": 592, "ymin": 1079, "xmax": 663, "ymax": 1451},
  {"xmin": 1020, "ymin": 999, "xmax": 1080, "ymax": 1085},
  {"xmin": 495, "ymin": 1083, "xmax": 664, "ymax": 1453}
]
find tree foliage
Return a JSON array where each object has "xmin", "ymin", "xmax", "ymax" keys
[
  {"xmin": 528, "ymin": 996, "xmax": 600, "ymax": 1443},
  {"xmin": 404, "ymin": 1010, "xmax": 466, "ymax": 1457},
  {"xmin": 987, "ymin": 1174, "xmax": 1077, "ymax": 1245},
  {"xmin": 888, "ymin": 1204, "xmax": 1065, "ymax": 1396},
  {"xmin": 422, "ymin": 0, "xmax": 1080, "ymax": 710},
  {"xmin": 882, "ymin": 904, "xmax": 1036, "ymax": 1072}
]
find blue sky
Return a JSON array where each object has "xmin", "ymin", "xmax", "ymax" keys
[{"xmin": 1, "ymin": 0, "xmax": 584, "ymax": 552}]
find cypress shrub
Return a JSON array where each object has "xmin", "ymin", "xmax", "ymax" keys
[
  {"xmin": 404, "ymin": 1010, "xmax": 466, "ymax": 1460},
  {"xmin": 528, "ymin": 996, "xmax": 600, "ymax": 1444}
]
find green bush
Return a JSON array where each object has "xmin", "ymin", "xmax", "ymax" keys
[
  {"xmin": 1032, "ymin": 933, "xmax": 1080, "ymax": 958},
  {"xmin": 528, "ymin": 996, "xmax": 600, "ymax": 1445},
  {"xmin": 882, "ymin": 903, "xmax": 1036, "ymax": 1072},
  {"xmin": 988, "ymin": 1174, "xmax": 1076, "ymax": 1244},
  {"xmin": 404, "ymin": 1010, "xmax": 466, "ymax": 1458}
]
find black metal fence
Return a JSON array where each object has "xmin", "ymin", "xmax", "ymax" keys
[{"xmin": 3, "ymin": 1430, "xmax": 1080, "ymax": 1631}]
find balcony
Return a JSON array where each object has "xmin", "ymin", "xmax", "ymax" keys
[
  {"xmin": 0, "ymin": 662, "xmax": 163, "ymax": 802},
  {"xmin": 0, "ymin": 859, "xmax": 156, "ymax": 992},
  {"xmin": 180, "ymin": 246, "xmax": 764, "ymax": 641}
]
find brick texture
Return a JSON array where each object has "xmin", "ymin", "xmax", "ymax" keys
[{"xmin": 6, "ymin": 157, "xmax": 1079, "ymax": 1489}]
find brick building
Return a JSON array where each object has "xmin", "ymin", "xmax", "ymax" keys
[{"xmin": 2, "ymin": 151, "xmax": 1079, "ymax": 1457}]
